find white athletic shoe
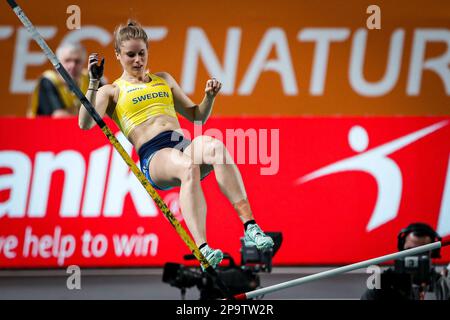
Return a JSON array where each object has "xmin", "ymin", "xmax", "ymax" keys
[
  {"xmin": 244, "ymin": 223, "xmax": 274, "ymax": 249},
  {"xmin": 200, "ymin": 244, "xmax": 223, "ymax": 270}
]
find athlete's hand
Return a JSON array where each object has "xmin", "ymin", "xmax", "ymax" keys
[
  {"xmin": 205, "ymin": 78, "xmax": 222, "ymax": 98},
  {"xmin": 88, "ymin": 53, "xmax": 105, "ymax": 81}
]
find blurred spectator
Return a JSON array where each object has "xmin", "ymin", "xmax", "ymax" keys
[
  {"xmin": 28, "ymin": 42, "xmax": 90, "ymax": 118},
  {"xmin": 361, "ymin": 222, "xmax": 450, "ymax": 300}
]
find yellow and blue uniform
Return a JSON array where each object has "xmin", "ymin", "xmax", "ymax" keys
[
  {"xmin": 112, "ymin": 73, "xmax": 202, "ymax": 190},
  {"xmin": 111, "ymin": 73, "xmax": 177, "ymax": 138}
]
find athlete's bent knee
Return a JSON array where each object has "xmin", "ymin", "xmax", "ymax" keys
[
  {"xmin": 208, "ymin": 139, "xmax": 228, "ymax": 164},
  {"xmin": 179, "ymin": 159, "xmax": 201, "ymax": 182}
]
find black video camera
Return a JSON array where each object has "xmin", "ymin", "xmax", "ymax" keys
[
  {"xmin": 394, "ymin": 254, "xmax": 432, "ymax": 286},
  {"xmin": 162, "ymin": 232, "xmax": 282, "ymax": 299},
  {"xmin": 378, "ymin": 255, "xmax": 435, "ymax": 300}
]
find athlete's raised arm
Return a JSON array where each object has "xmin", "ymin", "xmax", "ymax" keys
[
  {"xmin": 157, "ymin": 72, "xmax": 222, "ymax": 124},
  {"xmin": 78, "ymin": 53, "xmax": 116, "ymax": 130}
]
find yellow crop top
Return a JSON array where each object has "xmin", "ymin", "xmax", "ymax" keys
[{"xmin": 111, "ymin": 73, "xmax": 177, "ymax": 137}]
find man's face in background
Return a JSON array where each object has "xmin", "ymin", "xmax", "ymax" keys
[
  {"xmin": 404, "ymin": 233, "xmax": 433, "ymax": 252},
  {"xmin": 58, "ymin": 47, "xmax": 85, "ymax": 80}
]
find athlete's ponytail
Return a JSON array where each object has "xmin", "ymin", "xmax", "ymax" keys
[{"xmin": 114, "ymin": 19, "xmax": 148, "ymax": 53}]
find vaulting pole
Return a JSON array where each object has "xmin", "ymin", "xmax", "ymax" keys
[{"xmin": 234, "ymin": 240, "xmax": 450, "ymax": 300}]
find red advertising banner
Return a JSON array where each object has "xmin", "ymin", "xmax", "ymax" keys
[{"xmin": 0, "ymin": 117, "xmax": 449, "ymax": 268}]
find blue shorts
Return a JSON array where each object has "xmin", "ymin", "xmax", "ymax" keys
[{"xmin": 138, "ymin": 130, "xmax": 192, "ymax": 190}]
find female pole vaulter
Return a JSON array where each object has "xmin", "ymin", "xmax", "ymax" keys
[{"xmin": 78, "ymin": 20, "xmax": 274, "ymax": 269}]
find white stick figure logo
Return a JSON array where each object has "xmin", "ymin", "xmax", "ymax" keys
[{"xmin": 296, "ymin": 121, "xmax": 448, "ymax": 231}]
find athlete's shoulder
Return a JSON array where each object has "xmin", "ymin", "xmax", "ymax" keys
[
  {"xmin": 153, "ymin": 71, "xmax": 171, "ymax": 79},
  {"xmin": 99, "ymin": 83, "xmax": 118, "ymax": 97},
  {"xmin": 100, "ymin": 83, "xmax": 117, "ymax": 90},
  {"xmin": 153, "ymin": 71, "xmax": 176, "ymax": 86}
]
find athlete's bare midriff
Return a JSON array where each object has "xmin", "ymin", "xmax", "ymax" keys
[
  {"xmin": 106, "ymin": 80, "xmax": 183, "ymax": 154},
  {"xmin": 127, "ymin": 114, "xmax": 183, "ymax": 154}
]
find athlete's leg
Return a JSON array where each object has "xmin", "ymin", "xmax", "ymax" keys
[
  {"xmin": 184, "ymin": 135, "xmax": 254, "ymax": 219},
  {"xmin": 183, "ymin": 135, "xmax": 274, "ymax": 249},
  {"xmin": 148, "ymin": 148, "xmax": 207, "ymax": 246}
]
